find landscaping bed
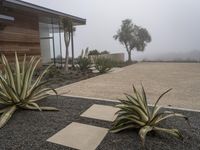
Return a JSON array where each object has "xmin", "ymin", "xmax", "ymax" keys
[
  {"xmin": 0, "ymin": 95, "xmax": 199, "ymax": 150},
  {"xmin": 34, "ymin": 61, "xmax": 135, "ymax": 89},
  {"xmin": 35, "ymin": 66, "xmax": 100, "ymax": 89}
]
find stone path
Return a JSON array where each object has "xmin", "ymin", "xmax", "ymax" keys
[
  {"xmin": 81, "ymin": 104, "xmax": 119, "ymax": 122},
  {"xmin": 47, "ymin": 104, "xmax": 118, "ymax": 150}
]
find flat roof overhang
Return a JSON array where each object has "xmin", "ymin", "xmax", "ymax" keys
[
  {"xmin": 0, "ymin": 14, "xmax": 15, "ymax": 23},
  {"xmin": 1, "ymin": 0, "xmax": 86, "ymax": 26}
]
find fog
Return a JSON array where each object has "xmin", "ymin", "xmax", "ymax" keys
[{"xmin": 25, "ymin": 0, "xmax": 200, "ymax": 60}]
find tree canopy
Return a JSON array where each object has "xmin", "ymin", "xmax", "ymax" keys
[{"xmin": 114, "ymin": 19, "xmax": 151, "ymax": 61}]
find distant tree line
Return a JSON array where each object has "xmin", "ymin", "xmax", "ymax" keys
[{"xmin": 81, "ymin": 48, "xmax": 110, "ymax": 56}]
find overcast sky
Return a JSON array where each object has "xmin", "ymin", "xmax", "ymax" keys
[{"xmin": 24, "ymin": 0, "xmax": 200, "ymax": 60}]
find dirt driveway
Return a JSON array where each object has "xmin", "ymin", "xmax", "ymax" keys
[{"xmin": 55, "ymin": 62, "xmax": 200, "ymax": 110}]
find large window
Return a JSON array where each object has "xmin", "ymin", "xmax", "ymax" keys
[{"xmin": 39, "ymin": 20, "xmax": 63, "ymax": 65}]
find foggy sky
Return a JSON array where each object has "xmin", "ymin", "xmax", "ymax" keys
[{"xmin": 24, "ymin": 0, "xmax": 200, "ymax": 60}]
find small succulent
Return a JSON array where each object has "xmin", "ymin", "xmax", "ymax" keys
[
  {"xmin": 110, "ymin": 85, "xmax": 189, "ymax": 147},
  {"xmin": 76, "ymin": 48, "xmax": 92, "ymax": 72},
  {"xmin": 77, "ymin": 57, "xmax": 92, "ymax": 72},
  {"xmin": 0, "ymin": 53, "xmax": 58, "ymax": 128},
  {"xmin": 94, "ymin": 57, "xmax": 113, "ymax": 73}
]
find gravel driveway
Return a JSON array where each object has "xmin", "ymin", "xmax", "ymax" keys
[{"xmin": 55, "ymin": 62, "xmax": 200, "ymax": 110}]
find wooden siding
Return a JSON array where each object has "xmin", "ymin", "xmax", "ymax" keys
[{"xmin": 0, "ymin": 8, "xmax": 41, "ymax": 62}]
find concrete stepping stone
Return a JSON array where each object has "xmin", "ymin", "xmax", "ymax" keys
[
  {"xmin": 47, "ymin": 122, "xmax": 108, "ymax": 150},
  {"xmin": 81, "ymin": 104, "xmax": 119, "ymax": 122}
]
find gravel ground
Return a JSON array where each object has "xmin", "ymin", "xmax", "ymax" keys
[
  {"xmin": 0, "ymin": 96, "xmax": 199, "ymax": 150},
  {"xmin": 55, "ymin": 62, "xmax": 200, "ymax": 110}
]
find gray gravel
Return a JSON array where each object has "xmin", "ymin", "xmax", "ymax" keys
[{"xmin": 0, "ymin": 96, "xmax": 199, "ymax": 150}]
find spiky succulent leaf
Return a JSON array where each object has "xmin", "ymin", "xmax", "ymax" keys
[
  {"xmin": 153, "ymin": 88, "xmax": 172, "ymax": 110},
  {"xmin": 0, "ymin": 106, "xmax": 17, "ymax": 128},
  {"xmin": 111, "ymin": 84, "xmax": 189, "ymax": 146},
  {"xmin": 0, "ymin": 53, "xmax": 58, "ymax": 128},
  {"xmin": 154, "ymin": 127, "xmax": 183, "ymax": 140},
  {"xmin": 15, "ymin": 52, "xmax": 21, "ymax": 94},
  {"xmin": 110, "ymin": 123, "xmax": 139, "ymax": 133},
  {"xmin": 153, "ymin": 112, "xmax": 188, "ymax": 125},
  {"xmin": 24, "ymin": 105, "xmax": 58, "ymax": 111},
  {"xmin": 1, "ymin": 55, "xmax": 16, "ymax": 92},
  {"xmin": 139, "ymin": 126, "xmax": 153, "ymax": 146}
]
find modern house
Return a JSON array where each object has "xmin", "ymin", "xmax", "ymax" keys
[{"xmin": 0, "ymin": 0, "xmax": 86, "ymax": 64}]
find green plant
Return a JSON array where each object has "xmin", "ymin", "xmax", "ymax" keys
[
  {"xmin": 114, "ymin": 19, "xmax": 151, "ymax": 62},
  {"xmin": 110, "ymin": 85, "xmax": 188, "ymax": 147},
  {"xmin": 77, "ymin": 57, "xmax": 91, "ymax": 72},
  {"xmin": 94, "ymin": 57, "xmax": 114, "ymax": 73},
  {"xmin": 88, "ymin": 49, "xmax": 100, "ymax": 56},
  {"xmin": 100, "ymin": 50, "xmax": 110, "ymax": 55},
  {"xmin": 44, "ymin": 65, "xmax": 63, "ymax": 78},
  {"xmin": 76, "ymin": 48, "xmax": 91, "ymax": 72},
  {"xmin": 0, "ymin": 53, "xmax": 58, "ymax": 128},
  {"xmin": 80, "ymin": 47, "xmax": 89, "ymax": 58}
]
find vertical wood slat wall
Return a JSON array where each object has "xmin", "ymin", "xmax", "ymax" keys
[{"xmin": 0, "ymin": 8, "xmax": 41, "ymax": 62}]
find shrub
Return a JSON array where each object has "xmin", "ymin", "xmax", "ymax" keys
[
  {"xmin": 77, "ymin": 57, "xmax": 92, "ymax": 72},
  {"xmin": 88, "ymin": 49, "xmax": 100, "ymax": 56},
  {"xmin": 44, "ymin": 65, "xmax": 63, "ymax": 78},
  {"xmin": 94, "ymin": 57, "xmax": 114, "ymax": 73},
  {"xmin": 110, "ymin": 85, "xmax": 189, "ymax": 147},
  {"xmin": 0, "ymin": 53, "xmax": 58, "ymax": 128},
  {"xmin": 100, "ymin": 50, "xmax": 110, "ymax": 55}
]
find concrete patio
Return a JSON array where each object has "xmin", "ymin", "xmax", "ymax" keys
[{"xmin": 54, "ymin": 62, "xmax": 200, "ymax": 110}]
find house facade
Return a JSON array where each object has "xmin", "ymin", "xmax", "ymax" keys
[{"xmin": 0, "ymin": 0, "xmax": 86, "ymax": 64}]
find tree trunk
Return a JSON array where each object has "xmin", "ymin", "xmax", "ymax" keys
[
  {"xmin": 64, "ymin": 29, "xmax": 71, "ymax": 72},
  {"xmin": 125, "ymin": 43, "xmax": 132, "ymax": 62},
  {"xmin": 64, "ymin": 45, "xmax": 69, "ymax": 71},
  {"xmin": 128, "ymin": 51, "xmax": 132, "ymax": 62},
  {"xmin": 71, "ymin": 24, "xmax": 75, "ymax": 68}
]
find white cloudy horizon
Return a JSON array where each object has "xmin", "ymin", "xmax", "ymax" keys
[{"xmin": 24, "ymin": 0, "xmax": 200, "ymax": 60}]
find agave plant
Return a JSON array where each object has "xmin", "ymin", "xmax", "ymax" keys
[
  {"xmin": 0, "ymin": 53, "xmax": 58, "ymax": 128},
  {"xmin": 94, "ymin": 57, "xmax": 113, "ymax": 73},
  {"xmin": 77, "ymin": 57, "xmax": 91, "ymax": 72},
  {"xmin": 77, "ymin": 48, "xmax": 91, "ymax": 72},
  {"xmin": 110, "ymin": 85, "xmax": 189, "ymax": 146}
]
